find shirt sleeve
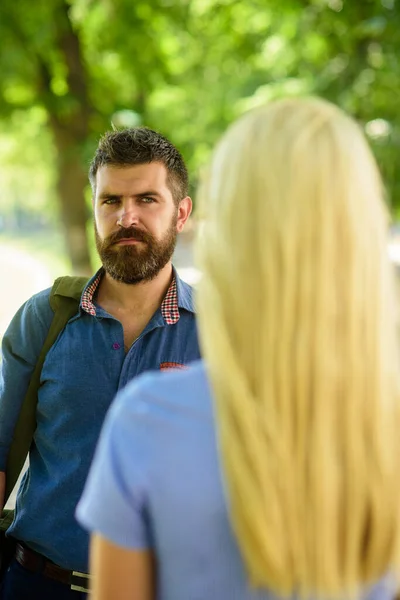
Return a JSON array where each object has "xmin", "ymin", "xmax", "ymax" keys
[
  {"xmin": 76, "ymin": 377, "xmax": 154, "ymax": 550},
  {"xmin": 363, "ymin": 575, "xmax": 398, "ymax": 600},
  {"xmin": 0, "ymin": 289, "xmax": 53, "ymax": 469}
]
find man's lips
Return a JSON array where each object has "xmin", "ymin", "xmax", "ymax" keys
[{"xmin": 115, "ymin": 238, "xmax": 144, "ymax": 245}]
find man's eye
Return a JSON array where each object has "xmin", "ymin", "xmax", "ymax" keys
[
  {"xmin": 104, "ymin": 198, "xmax": 119, "ymax": 205},
  {"xmin": 141, "ymin": 197, "xmax": 155, "ymax": 204}
]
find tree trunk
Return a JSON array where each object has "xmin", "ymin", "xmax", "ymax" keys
[
  {"xmin": 37, "ymin": 0, "xmax": 95, "ymax": 274},
  {"xmin": 51, "ymin": 131, "xmax": 92, "ymax": 275}
]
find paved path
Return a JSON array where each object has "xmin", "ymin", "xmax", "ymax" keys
[{"xmin": 0, "ymin": 243, "xmax": 53, "ymax": 339}]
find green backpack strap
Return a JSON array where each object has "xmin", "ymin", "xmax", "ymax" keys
[{"xmin": 4, "ymin": 276, "xmax": 89, "ymax": 504}]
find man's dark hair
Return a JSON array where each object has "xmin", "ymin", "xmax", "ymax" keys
[{"xmin": 89, "ymin": 127, "xmax": 189, "ymax": 203}]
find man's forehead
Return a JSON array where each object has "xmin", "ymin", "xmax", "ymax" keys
[{"xmin": 95, "ymin": 162, "xmax": 169, "ymax": 191}]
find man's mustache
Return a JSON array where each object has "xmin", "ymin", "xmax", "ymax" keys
[{"xmin": 106, "ymin": 227, "xmax": 152, "ymax": 246}]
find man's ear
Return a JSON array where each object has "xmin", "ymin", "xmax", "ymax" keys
[{"xmin": 176, "ymin": 197, "xmax": 192, "ymax": 233}]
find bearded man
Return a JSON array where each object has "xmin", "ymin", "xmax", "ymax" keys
[{"xmin": 0, "ymin": 128, "xmax": 200, "ymax": 600}]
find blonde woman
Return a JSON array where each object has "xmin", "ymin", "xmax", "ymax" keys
[{"xmin": 76, "ymin": 97, "xmax": 400, "ymax": 600}]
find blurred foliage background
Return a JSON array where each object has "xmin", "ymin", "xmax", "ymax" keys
[{"xmin": 0, "ymin": 0, "xmax": 399, "ymax": 275}]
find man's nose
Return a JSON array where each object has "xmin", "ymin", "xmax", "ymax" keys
[{"xmin": 116, "ymin": 205, "xmax": 139, "ymax": 228}]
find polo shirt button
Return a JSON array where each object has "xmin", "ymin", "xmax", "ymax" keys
[{"xmin": 112, "ymin": 342, "xmax": 121, "ymax": 350}]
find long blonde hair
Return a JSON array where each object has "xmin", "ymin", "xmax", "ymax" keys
[{"xmin": 196, "ymin": 97, "xmax": 400, "ymax": 598}]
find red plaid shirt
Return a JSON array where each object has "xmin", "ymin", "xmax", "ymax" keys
[{"xmin": 81, "ymin": 271, "xmax": 180, "ymax": 325}]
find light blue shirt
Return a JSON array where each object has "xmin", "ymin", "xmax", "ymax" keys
[{"xmin": 77, "ymin": 361, "xmax": 395, "ymax": 600}]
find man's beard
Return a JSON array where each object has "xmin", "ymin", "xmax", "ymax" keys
[{"xmin": 95, "ymin": 216, "xmax": 178, "ymax": 284}]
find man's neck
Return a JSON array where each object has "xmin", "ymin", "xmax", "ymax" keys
[{"xmin": 96, "ymin": 262, "xmax": 174, "ymax": 316}]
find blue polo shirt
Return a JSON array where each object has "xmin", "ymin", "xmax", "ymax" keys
[
  {"xmin": 77, "ymin": 362, "xmax": 396, "ymax": 600},
  {"xmin": 0, "ymin": 268, "xmax": 200, "ymax": 572}
]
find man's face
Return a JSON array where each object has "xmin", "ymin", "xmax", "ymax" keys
[{"xmin": 94, "ymin": 162, "xmax": 182, "ymax": 284}]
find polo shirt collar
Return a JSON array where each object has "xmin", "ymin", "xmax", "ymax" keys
[{"xmin": 80, "ymin": 266, "xmax": 194, "ymax": 324}]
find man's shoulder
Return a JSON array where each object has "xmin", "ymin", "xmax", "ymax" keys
[
  {"xmin": 30, "ymin": 272, "xmax": 94, "ymax": 313},
  {"xmin": 20, "ymin": 286, "xmax": 53, "ymax": 322},
  {"xmin": 12, "ymin": 271, "xmax": 85, "ymax": 331},
  {"xmin": 2, "ymin": 286, "xmax": 54, "ymax": 353},
  {"xmin": 30, "ymin": 285, "xmax": 52, "ymax": 305}
]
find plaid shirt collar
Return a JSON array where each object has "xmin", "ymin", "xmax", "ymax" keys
[{"xmin": 81, "ymin": 268, "xmax": 180, "ymax": 325}]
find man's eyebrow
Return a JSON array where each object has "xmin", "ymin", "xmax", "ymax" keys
[
  {"xmin": 136, "ymin": 190, "xmax": 162, "ymax": 198},
  {"xmin": 98, "ymin": 192, "xmax": 121, "ymax": 200},
  {"xmin": 98, "ymin": 190, "xmax": 163, "ymax": 199}
]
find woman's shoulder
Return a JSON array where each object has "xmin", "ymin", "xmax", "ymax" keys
[
  {"xmin": 113, "ymin": 361, "xmax": 212, "ymax": 428},
  {"xmin": 116, "ymin": 359, "xmax": 212, "ymax": 420}
]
